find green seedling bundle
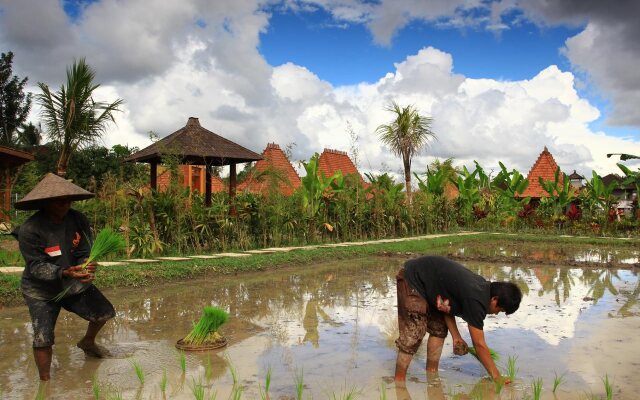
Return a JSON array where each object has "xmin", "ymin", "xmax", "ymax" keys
[{"xmin": 182, "ymin": 306, "xmax": 229, "ymax": 346}]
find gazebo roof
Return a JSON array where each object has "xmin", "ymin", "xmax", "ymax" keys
[
  {"xmin": 124, "ymin": 117, "xmax": 262, "ymax": 165},
  {"xmin": 521, "ymin": 146, "xmax": 562, "ymax": 198},
  {"xmin": 0, "ymin": 145, "xmax": 34, "ymax": 168}
]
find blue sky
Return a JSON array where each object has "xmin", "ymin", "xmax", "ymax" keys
[
  {"xmin": 260, "ymin": 7, "xmax": 580, "ymax": 85},
  {"xmin": 2, "ymin": 0, "xmax": 639, "ymax": 175}
]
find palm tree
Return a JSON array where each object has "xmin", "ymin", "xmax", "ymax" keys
[
  {"xmin": 36, "ymin": 58, "xmax": 123, "ymax": 177},
  {"xmin": 376, "ymin": 101, "xmax": 435, "ymax": 203}
]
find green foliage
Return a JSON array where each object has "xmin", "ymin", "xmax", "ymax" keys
[
  {"xmin": 36, "ymin": 58, "xmax": 123, "ymax": 176},
  {"xmin": 532, "ymin": 377, "xmax": 543, "ymax": 400},
  {"xmin": 129, "ymin": 358, "xmax": 145, "ymax": 385},
  {"xmin": 538, "ymin": 167, "xmax": 576, "ymax": 222},
  {"xmin": 0, "ymin": 51, "xmax": 32, "ymax": 147},
  {"xmin": 376, "ymin": 101, "xmax": 435, "ymax": 202},
  {"xmin": 552, "ymin": 371, "xmax": 565, "ymax": 393},
  {"xmin": 603, "ymin": 374, "xmax": 613, "ymax": 400},
  {"xmin": 505, "ymin": 355, "xmax": 518, "ymax": 381}
]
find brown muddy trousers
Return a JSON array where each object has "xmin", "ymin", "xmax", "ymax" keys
[{"xmin": 395, "ymin": 268, "xmax": 448, "ymax": 355}]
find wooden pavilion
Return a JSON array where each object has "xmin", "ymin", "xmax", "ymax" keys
[
  {"xmin": 124, "ymin": 117, "xmax": 262, "ymax": 206},
  {"xmin": 0, "ymin": 145, "xmax": 35, "ymax": 221}
]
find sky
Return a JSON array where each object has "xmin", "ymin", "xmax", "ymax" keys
[{"xmin": 1, "ymin": 0, "xmax": 639, "ymax": 180}]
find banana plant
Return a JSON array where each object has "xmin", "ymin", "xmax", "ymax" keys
[
  {"xmin": 492, "ymin": 161, "xmax": 530, "ymax": 215},
  {"xmin": 299, "ymin": 153, "xmax": 340, "ymax": 240},
  {"xmin": 538, "ymin": 167, "xmax": 575, "ymax": 220}
]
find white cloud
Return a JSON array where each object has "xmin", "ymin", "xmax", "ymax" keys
[{"xmin": 1, "ymin": 0, "xmax": 638, "ymax": 183}]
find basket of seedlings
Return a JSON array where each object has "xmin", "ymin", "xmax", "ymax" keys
[{"xmin": 176, "ymin": 306, "xmax": 229, "ymax": 351}]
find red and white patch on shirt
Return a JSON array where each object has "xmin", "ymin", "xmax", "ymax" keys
[{"xmin": 44, "ymin": 245, "xmax": 62, "ymax": 257}]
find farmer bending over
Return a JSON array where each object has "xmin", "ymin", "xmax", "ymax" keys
[
  {"xmin": 394, "ymin": 255, "xmax": 522, "ymax": 384},
  {"xmin": 13, "ymin": 173, "xmax": 116, "ymax": 381}
]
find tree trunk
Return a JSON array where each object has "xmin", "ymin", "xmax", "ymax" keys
[
  {"xmin": 57, "ymin": 146, "xmax": 70, "ymax": 177},
  {"xmin": 403, "ymin": 158, "xmax": 412, "ymax": 205}
]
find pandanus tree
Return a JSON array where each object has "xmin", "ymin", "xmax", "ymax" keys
[
  {"xmin": 376, "ymin": 101, "xmax": 435, "ymax": 204},
  {"xmin": 36, "ymin": 58, "xmax": 123, "ymax": 177}
]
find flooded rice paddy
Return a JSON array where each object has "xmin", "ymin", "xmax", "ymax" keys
[{"xmin": 0, "ymin": 241, "xmax": 639, "ymax": 399}]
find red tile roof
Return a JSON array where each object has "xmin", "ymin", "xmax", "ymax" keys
[
  {"xmin": 521, "ymin": 146, "xmax": 563, "ymax": 198},
  {"xmin": 318, "ymin": 148, "xmax": 367, "ymax": 186},
  {"xmin": 237, "ymin": 143, "xmax": 301, "ymax": 196}
]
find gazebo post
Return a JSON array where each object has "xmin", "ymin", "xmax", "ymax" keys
[
  {"xmin": 150, "ymin": 162, "xmax": 157, "ymax": 191},
  {"xmin": 229, "ymin": 163, "xmax": 237, "ymax": 215},
  {"xmin": 205, "ymin": 166, "xmax": 212, "ymax": 207}
]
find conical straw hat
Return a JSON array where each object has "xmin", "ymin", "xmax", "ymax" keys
[{"xmin": 14, "ymin": 173, "xmax": 95, "ymax": 210}]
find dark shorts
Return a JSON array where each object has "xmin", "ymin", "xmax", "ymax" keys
[
  {"xmin": 24, "ymin": 285, "xmax": 115, "ymax": 348},
  {"xmin": 395, "ymin": 268, "xmax": 448, "ymax": 355}
]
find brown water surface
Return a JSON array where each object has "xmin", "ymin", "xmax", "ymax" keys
[{"xmin": 1, "ymin": 247, "xmax": 639, "ymax": 399}]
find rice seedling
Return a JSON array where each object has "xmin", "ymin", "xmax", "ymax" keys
[
  {"xmin": 493, "ymin": 379, "xmax": 504, "ymax": 394},
  {"xmin": 160, "ymin": 368, "xmax": 167, "ymax": 394},
  {"xmin": 53, "ymin": 228, "xmax": 126, "ymax": 301},
  {"xmin": 327, "ymin": 386, "xmax": 359, "ymax": 400},
  {"xmin": 294, "ymin": 367, "xmax": 305, "ymax": 400},
  {"xmin": 178, "ymin": 350, "xmax": 187, "ymax": 373},
  {"xmin": 603, "ymin": 374, "xmax": 613, "ymax": 400},
  {"xmin": 129, "ymin": 358, "xmax": 145, "ymax": 385},
  {"xmin": 92, "ymin": 374, "xmax": 101, "ymax": 399},
  {"xmin": 468, "ymin": 347, "xmax": 500, "ymax": 361},
  {"xmin": 182, "ymin": 306, "xmax": 229, "ymax": 346},
  {"xmin": 552, "ymin": 371, "xmax": 566, "ymax": 393},
  {"xmin": 259, "ymin": 365, "xmax": 273, "ymax": 400},
  {"xmin": 106, "ymin": 389, "xmax": 123, "ymax": 400},
  {"xmin": 205, "ymin": 356, "xmax": 213, "ymax": 381},
  {"xmin": 225, "ymin": 354, "xmax": 239, "ymax": 386},
  {"xmin": 190, "ymin": 378, "xmax": 206, "ymax": 400},
  {"xmin": 531, "ymin": 377, "xmax": 543, "ymax": 400},
  {"xmin": 231, "ymin": 385, "xmax": 243, "ymax": 400},
  {"xmin": 379, "ymin": 381, "xmax": 387, "ymax": 400},
  {"xmin": 506, "ymin": 355, "xmax": 518, "ymax": 381}
]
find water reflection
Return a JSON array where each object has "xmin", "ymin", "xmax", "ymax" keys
[{"xmin": 1, "ymin": 252, "xmax": 639, "ymax": 399}]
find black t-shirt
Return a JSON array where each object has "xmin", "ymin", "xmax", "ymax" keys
[
  {"xmin": 17, "ymin": 209, "xmax": 92, "ymax": 300},
  {"xmin": 404, "ymin": 255, "xmax": 490, "ymax": 329}
]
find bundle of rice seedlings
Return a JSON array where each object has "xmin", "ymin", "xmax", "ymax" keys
[
  {"xmin": 52, "ymin": 228, "xmax": 125, "ymax": 301},
  {"xmin": 182, "ymin": 306, "xmax": 229, "ymax": 346},
  {"xmin": 468, "ymin": 346, "xmax": 500, "ymax": 362}
]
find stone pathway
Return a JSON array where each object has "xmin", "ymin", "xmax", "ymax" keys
[{"xmin": 4, "ymin": 231, "xmax": 633, "ymax": 274}]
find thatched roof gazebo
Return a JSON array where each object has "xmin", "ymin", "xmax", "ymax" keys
[
  {"xmin": 1, "ymin": 145, "xmax": 35, "ymax": 221},
  {"xmin": 124, "ymin": 117, "xmax": 262, "ymax": 206}
]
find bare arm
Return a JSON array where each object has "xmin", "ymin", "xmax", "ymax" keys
[
  {"xmin": 468, "ymin": 324, "xmax": 510, "ymax": 384},
  {"xmin": 443, "ymin": 314, "xmax": 469, "ymax": 355}
]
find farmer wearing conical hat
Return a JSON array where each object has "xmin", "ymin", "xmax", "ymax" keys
[
  {"xmin": 13, "ymin": 173, "xmax": 115, "ymax": 381},
  {"xmin": 394, "ymin": 255, "xmax": 522, "ymax": 385}
]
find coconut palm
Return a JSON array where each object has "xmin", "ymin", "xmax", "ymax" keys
[
  {"xmin": 36, "ymin": 58, "xmax": 123, "ymax": 177},
  {"xmin": 376, "ymin": 101, "xmax": 435, "ymax": 203}
]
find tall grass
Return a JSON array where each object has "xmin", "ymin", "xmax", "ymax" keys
[{"xmin": 379, "ymin": 382, "xmax": 387, "ymax": 400}]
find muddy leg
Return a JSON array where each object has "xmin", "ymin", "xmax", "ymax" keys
[
  {"xmin": 426, "ymin": 335, "xmax": 445, "ymax": 372},
  {"xmin": 33, "ymin": 346, "xmax": 53, "ymax": 381},
  {"xmin": 395, "ymin": 350, "xmax": 413, "ymax": 384},
  {"xmin": 77, "ymin": 320, "xmax": 110, "ymax": 357}
]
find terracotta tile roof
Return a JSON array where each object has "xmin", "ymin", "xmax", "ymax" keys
[
  {"xmin": 237, "ymin": 143, "xmax": 301, "ymax": 196},
  {"xmin": 521, "ymin": 146, "xmax": 563, "ymax": 198},
  {"xmin": 318, "ymin": 148, "xmax": 367, "ymax": 186}
]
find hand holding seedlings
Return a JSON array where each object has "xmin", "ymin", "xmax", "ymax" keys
[
  {"xmin": 63, "ymin": 262, "xmax": 98, "ymax": 283},
  {"xmin": 453, "ymin": 338, "xmax": 469, "ymax": 355}
]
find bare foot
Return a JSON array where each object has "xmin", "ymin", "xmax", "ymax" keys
[{"xmin": 77, "ymin": 340, "xmax": 111, "ymax": 358}]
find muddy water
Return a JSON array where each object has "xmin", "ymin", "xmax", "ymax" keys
[{"xmin": 0, "ymin": 250, "xmax": 638, "ymax": 399}]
